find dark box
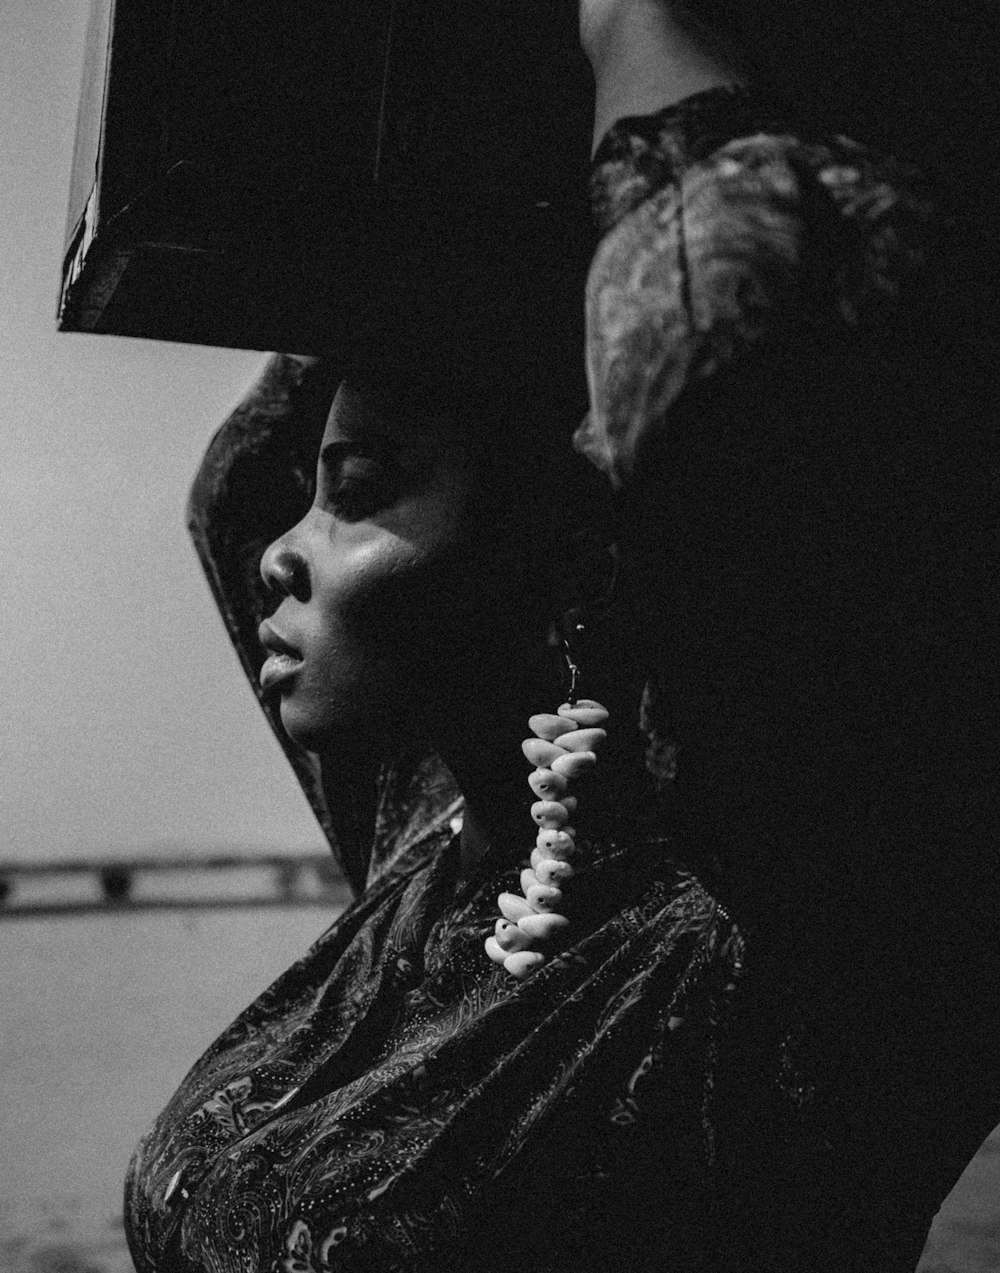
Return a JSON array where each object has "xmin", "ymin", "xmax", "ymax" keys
[{"xmin": 58, "ymin": 0, "xmax": 594, "ymax": 357}]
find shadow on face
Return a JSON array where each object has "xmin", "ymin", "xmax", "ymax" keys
[{"xmin": 257, "ymin": 381, "xmax": 568, "ymax": 761}]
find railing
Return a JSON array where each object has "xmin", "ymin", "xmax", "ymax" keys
[{"xmin": 0, "ymin": 851, "xmax": 351, "ymax": 919}]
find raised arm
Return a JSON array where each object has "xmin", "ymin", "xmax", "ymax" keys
[
  {"xmin": 580, "ymin": 0, "xmax": 745, "ymax": 153},
  {"xmin": 573, "ymin": 4, "xmax": 1000, "ymax": 1261}
]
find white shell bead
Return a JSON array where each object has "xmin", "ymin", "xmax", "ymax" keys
[
  {"xmin": 527, "ymin": 768, "xmax": 568, "ymax": 799},
  {"xmin": 550, "ymin": 750, "xmax": 597, "ymax": 778},
  {"xmin": 536, "ymin": 828, "xmax": 575, "ymax": 856},
  {"xmin": 531, "ymin": 800, "xmax": 570, "ymax": 828},
  {"xmin": 521, "ymin": 738, "xmax": 566, "ymax": 768},
  {"xmin": 526, "ymin": 883, "xmax": 563, "ymax": 912},
  {"xmin": 495, "ymin": 918, "xmax": 531, "ymax": 952},
  {"xmin": 555, "ymin": 728, "xmax": 606, "ymax": 753},
  {"xmin": 493, "ymin": 696, "xmax": 609, "ymax": 976},
  {"xmin": 498, "ymin": 891, "xmax": 533, "ymax": 922},
  {"xmin": 528, "ymin": 713, "xmax": 578, "ymax": 741},
  {"xmin": 504, "ymin": 950, "xmax": 545, "ymax": 980},
  {"xmin": 535, "ymin": 858, "xmax": 573, "ymax": 886},
  {"xmin": 557, "ymin": 700, "xmax": 609, "ymax": 726},
  {"xmin": 517, "ymin": 912, "xmax": 570, "ymax": 940}
]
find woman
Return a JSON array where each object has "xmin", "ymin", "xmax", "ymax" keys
[{"xmin": 125, "ymin": 1, "xmax": 998, "ymax": 1269}]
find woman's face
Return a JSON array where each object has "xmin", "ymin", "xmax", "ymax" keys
[{"xmin": 259, "ymin": 382, "xmax": 538, "ymax": 758}]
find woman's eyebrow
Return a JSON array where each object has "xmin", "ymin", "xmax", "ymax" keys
[
  {"xmin": 319, "ymin": 434, "xmax": 391, "ymax": 469},
  {"xmin": 319, "ymin": 427, "xmax": 451, "ymax": 476}
]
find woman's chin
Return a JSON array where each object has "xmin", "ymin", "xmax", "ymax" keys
[
  {"xmin": 277, "ymin": 698, "xmax": 337, "ymax": 756},
  {"xmin": 277, "ymin": 695, "xmax": 384, "ymax": 765}
]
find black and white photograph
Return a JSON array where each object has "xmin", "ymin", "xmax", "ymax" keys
[{"xmin": 1, "ymin": 2, "xmax": 997, "ymax": 1270}]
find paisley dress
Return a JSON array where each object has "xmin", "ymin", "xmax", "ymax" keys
[{"xmin": 125, "ymin": 88, "xmax": 998, "ymax": 1272}]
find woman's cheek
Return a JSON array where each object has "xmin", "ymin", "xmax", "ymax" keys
[
  {"xmin": 280, "ymin": 539, "xmax": 446, "ymax": 750},
  {"xmin": 337, "ymin": 533, "xmax": 467, "ymax": 645}
]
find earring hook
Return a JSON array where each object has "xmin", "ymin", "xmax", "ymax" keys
[{"xmin": 561, "ymin": 620, "xmax": 586, "ymax": 705}]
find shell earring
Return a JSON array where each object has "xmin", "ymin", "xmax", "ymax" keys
[{"xmin": 485, "ymin": 622, "xmax": 608, "ymax": 980}]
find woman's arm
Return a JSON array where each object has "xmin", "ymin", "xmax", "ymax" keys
[
  {"xmin": 580, "ymin": 0, "xmax": 745, "ymax": 153},
  {"xmin": 573, "ymin": 6, "xmax": 1000, "ymax": 1258}
]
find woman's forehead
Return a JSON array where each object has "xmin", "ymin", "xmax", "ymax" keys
[
  {"xmin": 325, "ymin": 379, "xmax": 463, "ymax": 448},
  {"xmin": 324, "ymin": 381, "xmax": 387, "ymax": 441}
]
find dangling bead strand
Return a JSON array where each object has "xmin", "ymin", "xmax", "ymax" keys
[{"xmin": 485, "ymin": 698, "xmax": 609, "ymax": 981}]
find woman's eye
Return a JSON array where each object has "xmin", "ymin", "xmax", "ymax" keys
[
  {"xmin": 319, "ymin": 451, "xmax": 395, "ymax": 521},
  {"xmin": 326, "ymin": 475, "xmax": 384, "ymax": 520}
]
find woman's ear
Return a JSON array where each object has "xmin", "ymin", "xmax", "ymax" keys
[{"xmin": 549, "ymin": 540, "xmax": 621, "ymax": 627}]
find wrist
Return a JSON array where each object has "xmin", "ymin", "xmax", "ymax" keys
[{"xmin": 579, "ymin": 0, "xmax": 665, "ymax": 68}]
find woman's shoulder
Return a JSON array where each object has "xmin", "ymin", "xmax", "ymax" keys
[
  {"xmin": 578, "ymin": 86, "xmax": 940, "ymax": 485},
  {"xmin": 589, "ymin": 84, "xmax": 934, "ymax": 241},
  {"xmin": 588, "ymin": 86, "xmax": 937, "ymax": 343}
]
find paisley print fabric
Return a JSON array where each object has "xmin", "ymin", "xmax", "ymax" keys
[
  {"xmin": 577, "ymin": 87, "xmax": 934, "ymax": 486},
  {"xmin": 125, "ymin": 823, "xmax": 744, "ymax": 1272}
]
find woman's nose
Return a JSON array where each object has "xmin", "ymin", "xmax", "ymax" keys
[{"xmin": 260, "ymin": 535, "xmax": 310, "ymax": 601}]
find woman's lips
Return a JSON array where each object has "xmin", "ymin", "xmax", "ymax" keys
[
  {"xmin": 260, "ymin": 651, "xmax": 302, "ymax": 692},
  {"xmin": 258, "ymin": 620, "xmax": 303, "ymax": 691}
]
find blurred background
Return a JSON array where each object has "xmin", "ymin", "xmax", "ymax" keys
[
  {"xmin": 0, "ymin": 3, "xmax": 996, "ymax": 1271},
  {"xmin": 1, "ymin": 4, "xmax": 345, "ymax": 1270}
]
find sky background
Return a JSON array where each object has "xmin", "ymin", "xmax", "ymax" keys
[{"xmin": 1, "ymin": 1, "xmax": 324, "ymax": 862}]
